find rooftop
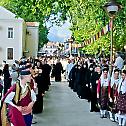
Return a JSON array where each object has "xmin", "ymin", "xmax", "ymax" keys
[{"xmin": 26, "ymin": 22, "xmax": 39, "ymax": 27}]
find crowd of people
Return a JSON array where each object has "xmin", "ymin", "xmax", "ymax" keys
[
  {"xmin": 0, "ymin": 52, "xmax": 125, "ymax": 126},
  {"xmin": 67, "ymin": 53, "xmax": 126, "ymax": 126},
  {"xmin": 0, "ymin": 57, "xmax": 53, "ymax": 126},
  {"xmin": 0, "ymin": 55, "xmax": 70, "ymax": 126}
]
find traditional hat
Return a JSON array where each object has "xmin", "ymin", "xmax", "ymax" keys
[{"xmin": 19, "ymin": 58, "xmax": 31, "ymax": 75}]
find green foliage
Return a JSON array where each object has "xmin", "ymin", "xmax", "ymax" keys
[
  {"xmin": 67, "ymin": 0, "xmax": 126, "ymax": 56},
  {"xmin": 1, "ymin": 0, "xmax": 126, "ymax": 53},
  {"xmin": 39, "ymin": 25, "xmax": 49, "ymax": 49}
]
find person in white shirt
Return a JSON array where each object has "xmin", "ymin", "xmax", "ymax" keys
[
  {"xmin": 65, "ymin": 59, "xmax": 74, "ymax": 80},
  {"xmin": 114, "ymin": 53, "xmax": 124, "ymax": 70}
]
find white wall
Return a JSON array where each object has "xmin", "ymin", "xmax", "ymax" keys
[
  {"xmin": 25, "ymin": 26, "xmax": 39, "ymax": 58},
  {"xmin": 0, "ymin": 20, "xmax": 23, "ymax": 65}
]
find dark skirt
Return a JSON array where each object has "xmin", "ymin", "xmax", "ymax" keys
[
  {"xmin": 100, "ymin": 87, "xmax": 109, "ymax": 110},
  {"xmin": 108, "ymin": 87, "xmax": 118, "ymax": 113},
  {"xmin": 116, "ymin": 92, "xmax": 126, "ymax": 114}
]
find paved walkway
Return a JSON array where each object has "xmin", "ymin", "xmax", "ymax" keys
[{"xmin": 33, "ymin": 81, "xmax": 116, "ymax": 126}]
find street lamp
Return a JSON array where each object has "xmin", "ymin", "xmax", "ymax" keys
[
  {"xmin": 103, "ymin": 0, "xmax": 122, "ymax": 74},
  {"xmin": 68, "ymin": 37, "xmax": 74, "ymax": 56}
]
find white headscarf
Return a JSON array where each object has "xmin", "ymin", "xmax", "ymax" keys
[
  {"xmin": 118, "ymin": 78, "xmax": 126, "ymax": 94},
  {"xmin": 110, "ymin": 71, "xmax": 121, "ymax": 88},
  {"xmin": 100, "ymin": 71, "xmax": 110, "ymax": 87}
]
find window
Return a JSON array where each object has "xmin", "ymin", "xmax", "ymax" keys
[
  {"xmin": 7, "ymin": 48, "xmax": 13, "ymax": 60},
  {"xmin": 8, "ymin": 28, "xmax": 14, "ymax": 38}
]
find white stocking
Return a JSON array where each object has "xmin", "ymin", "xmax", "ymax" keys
[
  {"xmin": 103, "ymin": 110, "xmax": 106, "ymax": 116},
  {"xmin": 109, "ymin": 111, "xmax": 113, "ymax": 118},
  {"xmin": 115, "ymin": 113, "xmax": 118, "ymax": 122},
  {"xmin": 122, "ymin": 118, "xmax": 125, "ymax": 126},
  {"xmin": 118, "ymin": 115, "xmax": 122, "ymax": 125},
  {"xmin": 100, "ymin": 110, "xmax": 104, "ymax": 115}
]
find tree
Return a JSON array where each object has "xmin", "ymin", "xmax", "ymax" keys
[
  {"xmin": 67, "ymin": 0, "xmax": 126, "ymax": 56},
  {"xmin": 1, "ymin": 0, "xmax": 126, "ymax": 54}
]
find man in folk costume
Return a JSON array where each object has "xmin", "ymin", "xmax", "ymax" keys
[
  {"xmin": 109, "ymin": 69, "xmax": 120, "ymax": 122},
  {"xmin": 97, "ymin": 67, "xmax": 111, "ymax": 118},
  {"xmin": 1, "ymin": 60, "xmax": 36, "ymax": 126},
  {"xmin": 116, "ymin": 70, "xmax": 126, "ymax": 126}
]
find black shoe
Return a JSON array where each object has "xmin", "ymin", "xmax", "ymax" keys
[
  {"xmin": 94, "ymin": 108, "xmax": 100, "ymax": 112},
  {"xmin": 90, "ymin": 110, "xmax": 94, "ymax": 112},
  {"xmin": 94, "ymin": 109, "xmax": 100, "ymax": 112}
]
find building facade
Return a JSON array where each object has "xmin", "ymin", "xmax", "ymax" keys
[
  {"xmin": 25, "ymin": 22, "xmax": 39, "ymax": 58},
  {"xmin": 40, "ymin": 42, "xmax": 59, "ymax": 56},
  {"xmin": 0, "ymin": 6, "xmax": 39, "ymax": 65}
]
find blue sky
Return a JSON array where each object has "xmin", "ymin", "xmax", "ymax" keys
[{"xmin": 47, "ymin": 20, "xmax": 72, "ymax": 42}]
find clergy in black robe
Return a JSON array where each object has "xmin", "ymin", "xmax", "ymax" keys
[
  {"xmin": 41, "ymin": 61, "xmax": 52, "ymax": 91},
  {"xmin": 73, "ymin": 63, "xmax": 81, "ymax": 92},
  {"xmin": 33, "ymin": 61, "xmax": 44, "ymax": 114},
  {"xmin": 90, "ymin": 66, "xmax": 101, "ymax": 112},
  {"xmin": 54, "ymin": 60, "xmax": 63, "ymax": 82},
  {"xmin": 68, "ymin": 65, "xmax": 77, "ymax": 89},
  {"xmin": 78, "ymin": 62, "xmax": 90, "ymax": 99}
]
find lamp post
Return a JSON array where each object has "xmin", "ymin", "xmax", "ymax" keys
[
  {"xmin": 68, "ymin": 37, "xmax": 74, "ymax": 56},
  {"xmin": 103, "ymin": 0, "xmax": 122, "ymax": 74}
]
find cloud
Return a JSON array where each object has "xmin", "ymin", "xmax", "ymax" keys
[{"xmin": 47, "ymin": 21, "xmax": 72, "ymax": 42}]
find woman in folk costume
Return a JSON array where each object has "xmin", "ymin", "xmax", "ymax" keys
[
  {"xmin": 116, "ymin": 70, "xmax": 126, "ymax": 126},
  {"xmin": 1, "ymin": 60, "xmax": 36, "ymax": 126},
  {"xmin": 97, "ymin": 67, "xmax": 111, "ymax": 118},
  {"xmin": 109, "ymin": 69, "xmax": 120, "ymax": 122}
]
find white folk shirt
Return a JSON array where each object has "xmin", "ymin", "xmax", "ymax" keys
[
  {"xmin": 101, "ymin": 78, "xmax": 109, "ymax": 87},
  {"xmin": 4, "ymin": 83, "xmax": 36, "ymax": 112},
  {"xmin": 120, "ymin": 79, "xmax": 126, "ymax": 94},
  {"xmin": 66, "ymin": 63, "xmax": 74, "ymax": 76},
  {"xmin": 111, "ymin": 78, "xmax": 120, "ymax": 88}
]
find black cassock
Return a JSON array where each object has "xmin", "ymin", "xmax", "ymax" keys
[
  {"xmin": 34, "ymin": 68, "xmax": 43, "ymax": 114},
  {"xmin": 41, "ymin": 64, "xmax": 52, "ymax": 91},
  {"xmin": 53, "ymin": 62, "xmax": 63, "ymax": 82},
  {"xmin": 78, "ymin": 67, "xmax": 91, "ymax": 100},
  {"xmin": 33, "ymin": 64, "xmax": 51, "ymax": 114},
  {"xmin": 90, "ymin": 72, "xmax": 101, "ymax": 112},
  {"xmin": 68, "ymin": 65, "xmax": 76, "ymax": 89}
]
